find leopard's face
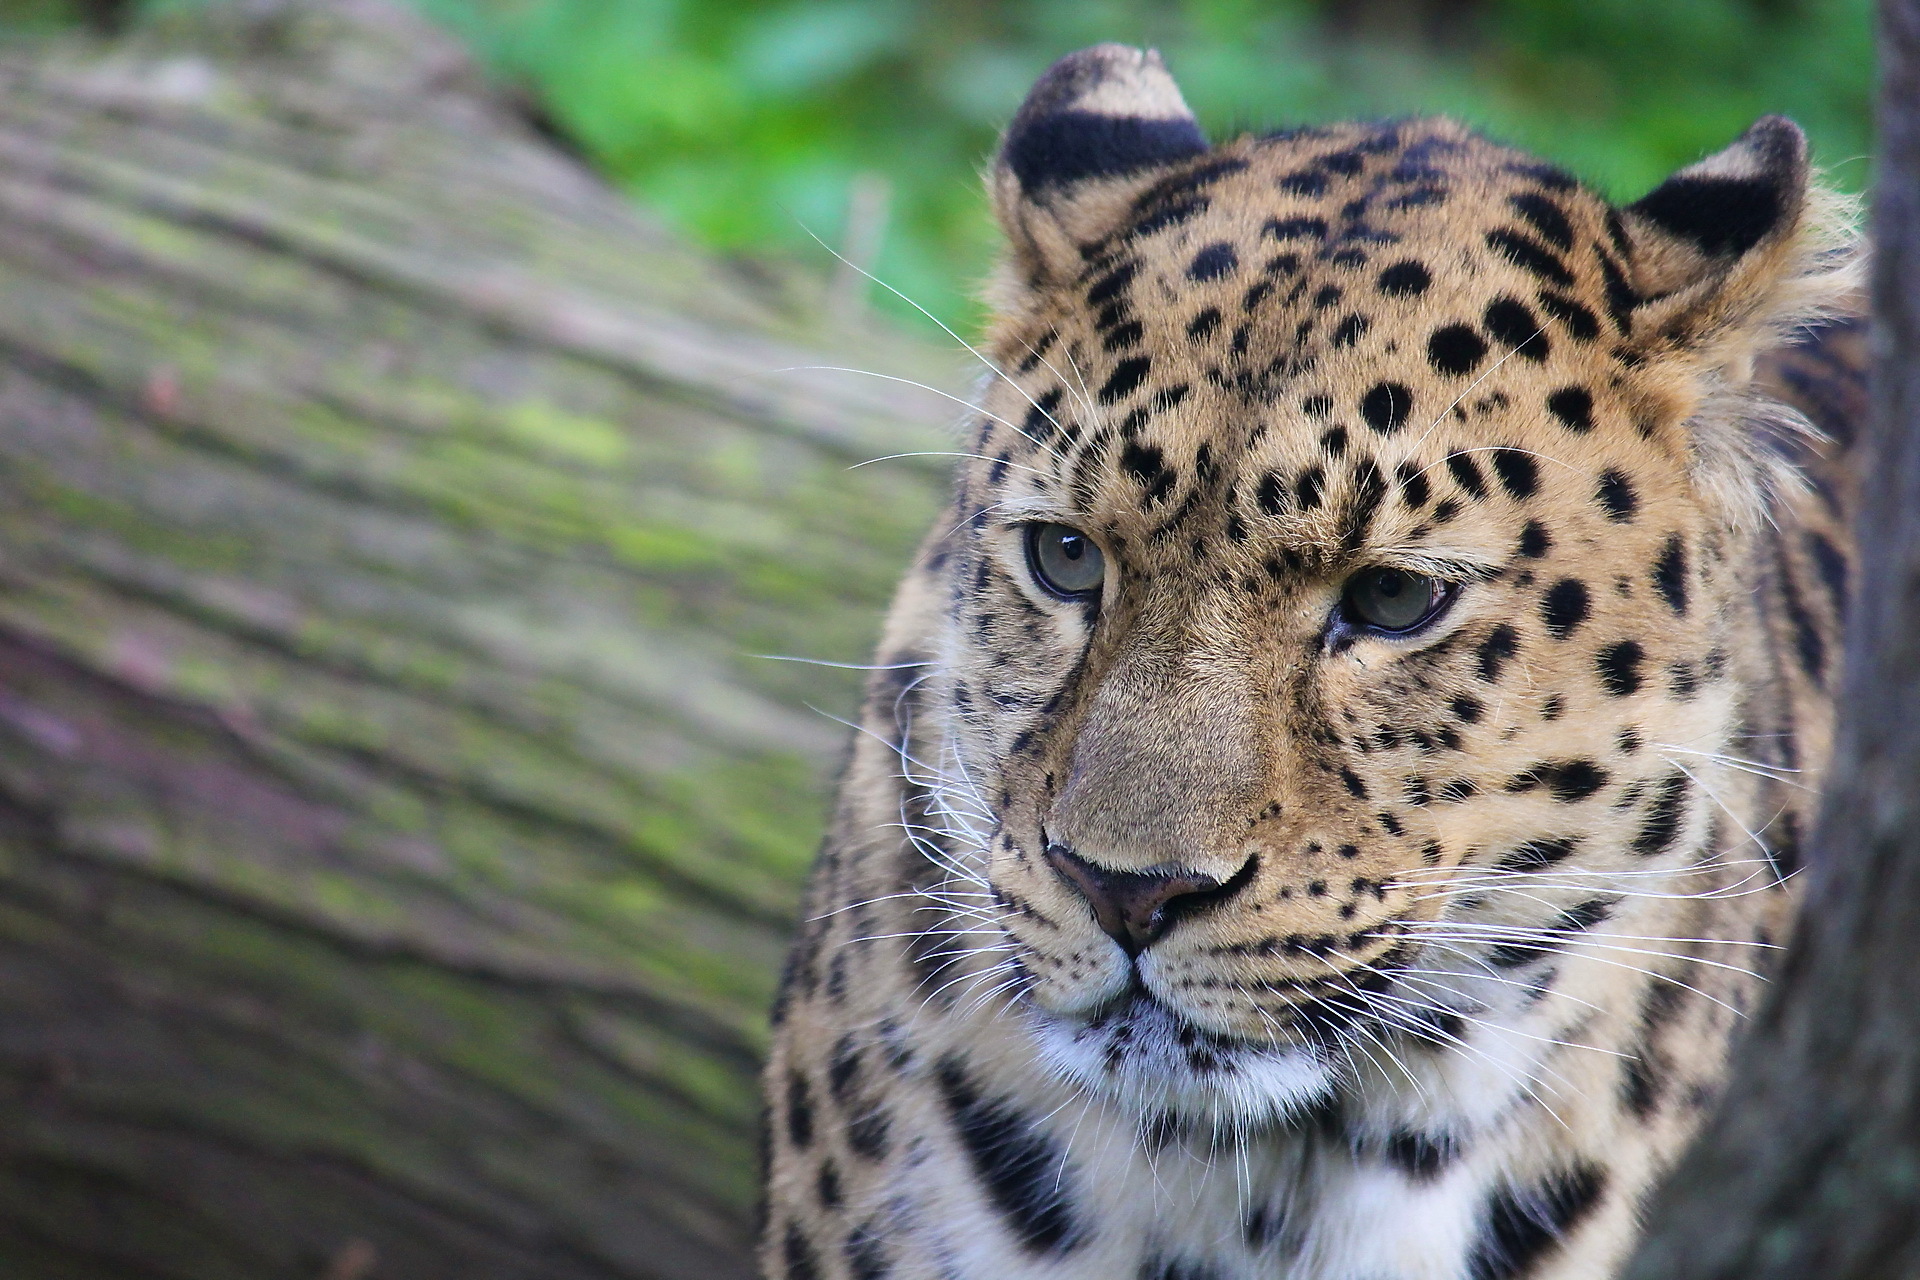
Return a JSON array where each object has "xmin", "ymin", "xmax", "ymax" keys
[{"xmin": 904, "ymin": 96, "xmax": 1819, "ymax": 1127}]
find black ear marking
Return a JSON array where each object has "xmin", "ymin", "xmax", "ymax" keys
[
  {"xmin": 1001, "ymin": 45, "xmax": 1207, "ymax": 194},
  {"xmin": 1625, "ymin": 115, "xmax": 1807, "ymax": 258}
]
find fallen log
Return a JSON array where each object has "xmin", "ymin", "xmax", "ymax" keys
[{"xmin": 0, "ymin": 2, "xmax": 954, "ymax": 1276}]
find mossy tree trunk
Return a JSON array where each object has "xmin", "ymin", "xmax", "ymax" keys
[
  {"xmin": 0, "ymin": 3, "xmax": 954, "ymax": 1276},
  {"xmin": 1621, "ymin": 2, "xmax": 1920, "ymax": 1274}
]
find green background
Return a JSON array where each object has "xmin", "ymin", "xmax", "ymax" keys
[{"xmin": 1, "ymin": 0, "xmax": 1874, "ymax": 332}]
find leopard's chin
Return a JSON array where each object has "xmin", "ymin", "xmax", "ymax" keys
[{"xmin": 1024, "ymin": 990, "xmax": 1336, "ymax": 1129}]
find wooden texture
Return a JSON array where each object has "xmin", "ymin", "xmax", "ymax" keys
[
  {"xmin": 1622, "ymin": 3, "xmax": 1920, "ymax": 1275},
  {"xmin": 0, "ymin": 3, "xmax": 955, "ymax": 1276}
]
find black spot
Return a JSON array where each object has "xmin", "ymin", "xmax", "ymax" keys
[
  {"xmin": 1541, "ymin": 579, "xmax": 1591, "ymax": 638},
  {"xmin": 1450, "ymin": 695, "xmax": 1484, "ymax": 723},
  {"xmin": 1621, "ymin": 1052, "xmax": 1663, "ymax": 1119},
  {"xmin": 1266, "ymin": 215, "xmax": 1330, "ymax": 241},
  {"xmin": 1541, "ymin": 694, "xmax": 1564, "ymax": 721},
  {"xmin": 1099, "ymin": 356, "xmax": 1152, "ymax": 403},
  {"xmin": 1302, "ymin": 393, "xmax": 1334, "ymax": 417},
  {"xmin": 1255, "ymin": 470, "xmax": 1290, "ymax": 516},
  {"xmin": 1103, "ymin": 320, "xmax": 1143, "ymax": 351},
  {"xmin": 1630, "ymin": 172, "xmax": 1786, "ymax": 257},
  {"xmin": 1597, "ymin": 251, "xmax": 1639, "ymax": 332},
  {"xmin": 1296, "ymin": 466, "xmax": 1325, "ymax": 510},
  {"xmin": 1023, "ymin": 388, "xmax": 1064, "ymax": 441},
  {"xmin": 1378, "ymin": 260, "xmax": 1432, "ymax": 296},
  {"xmin": 828, "ymin": 1034, "xmax": 863, "ymax": 1103},
  {"xmin": 1387, "ymin": 185, "xmax": 1449, "ymax": 209},
  {"xmin": 1669, "ymin": 662, "xmax": 1699, "ymax": 699},
  {"xmin": 1244, "ymin": 1205, "xmax": 1284, "ymax": 1249},
  {"xmin": 1140, "ymin": 156, "xmax": 1251, "ymax": 204},
  {"xmin": 1495, "ymin": 837, "xmax": 1579, "ymax": 872},
  {"xmin": 1509, "ymin": 191, "xmax": 1575, "ymax": 250},
  {"xmin": 1518, "ymin": 520, "xmax": 1551, "ymax": 557},
  {"xmin": 1321, "ymin": 147, "xmax": 1368, "ymax": 175},
  {"xmin": 1631, "ymin": 772, "xmax": 1690, "ymax": 856},
  {"xmin": 1279, "ymin": 168, "xmax": 1330, "ymax": 196},
  {"xmin": 1546, "ymin": 387, "xmax": 1595, "ymax": 432},
  {"xmin": 785, "ymin": 1224, "xmax": 824, "ymax": 1280},
  {"xmin": 1313, "ymin": 284, "xmax": 1343, "ymax": 310},
  {"xmin": 1596, "ymin": 469, "xmax": 1638, "ymax": 520},
  {"xmin": 1189, "ymin": 242, "xmax": 1240, "ymax": 280},
  {"xmin": 1490, "ymin": 448, "xmax": 1539, "ymax": 499},
  {"xmin": 1386, "ymin": 464, "xmax": 1424, "ymax": 512},
  {"xmin": 1086, "ymin": 262, "xmax": 1137, "ymax": 307},
  {"xmin": 1256, "ymin": 469, "xmax": 1294, "ymax": 515},
  {"xmin": 1331, "ymin": 313, "xmax": 1372, "ymax": 348},
  {"xmin": 785, "ymin": 1070, "xmax": 814, "ymax": 1148},
  {"xmin": 1340, "ymin": 768, "xmax": 1370, "ymax": 799},
  {"xmin": 1361, "ymin": 382, "xmax": 1413, "ymax": 433},
  {"xmin": 936, "ymin": 1057, "xmax": 1083, "ymax": 1254},
  {"xmin": 1485, "ymin": 227, "xmax": 1576, "ymax": 286},
  {"xmin": 1445, "ymin": 451, "xmax": 1488, "ymax": 499},
  {"xmin": 1428, "ymin": 324, "xmax": 1488, "ymax": 376},
  {"xmin": 845, "ymin": 1226, "xmax": 889, "ymax": 1280},
  {"xmin": 1486, "ymin": 896, "xmax": 1611, "ymax": 967},
  {"xmin": 1121, "ymin": 441, "xmax": 1176, "ymax": 504},
  {"xmin": 1321, "ymin": 426, "xmax": 1349, "ymax": 457},
  {"xmin": 1476, "ymin": 624, "xmax": 1521, "ymax": 682},
  {"xmin": 1467, "ymin": 1165, "xmax": 1608, "ymax": 1280},
  {"xmin": 846, "ymin": 1102, "xmax": 891, "ymax": 1161},
  {"xmin": 1778, "ymin": 557, "xmax": 1827, "ymax": 685},
  {"xmin": 1133, "ymin": 198, "xmax": 1209, "ymax": 237},
  {"xmin": 1595, "ymin": 640, "xmax": 1645, "ymax": 696},
  {"xmin": 1507, "ymin": 759, "xmax": 1609, "ymax": 803},
  {"xmin": 1341, "ymin": 459, "xmax": 1388, "ymax": 551},
  {"xmin": 1483, "ymin": 298, "xmax": 1551, "ymax": 361},
  {"xmin": 1386, "ymin": 1129, "xmax": 1461, "ymax": 1182},
  {"xmin": 1804, "ymin": 530, "xmax": 1848, "ymax": 616},
  {"xmin": 1653, "ymin": 535, "xmax": 1689, "ymax": 614},
  {"xmin": 817, "ymin": 1161, "xmax": 844, "ymax": 1211},
  {"xmin": 1187, "ymin": 308, "xmax": 1222, "ymax": 339},
  {"xmin": 1538, "ymin": 290, "xmax": 1600, "ymax": 340}
]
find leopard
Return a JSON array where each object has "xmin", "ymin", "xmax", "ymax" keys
[{"xmin": 761, "ymin": 44, "xmax": 1865, "ymax": 1280}]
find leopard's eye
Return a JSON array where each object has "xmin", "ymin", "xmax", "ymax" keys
[
  {"xmin": 1026, "ymin": 523, "xmax": 1106, "ymax": 599},
  {"xmin": 1342, "ymin": 567, "xmax": 1451, "ymax": 633}
]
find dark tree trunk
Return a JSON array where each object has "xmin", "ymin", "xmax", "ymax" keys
[
  {"xmin": 1621, "ymin": 3, "xmax": 1920, "ymax": 1275},
  {"xmin": 0, "ymin": 3, "xmax": 953, "ymax": 1277}
]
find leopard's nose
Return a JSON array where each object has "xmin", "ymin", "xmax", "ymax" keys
[{"xmin": 1044, "ymin": 841, "xmax": 1255, "ymax": 956}]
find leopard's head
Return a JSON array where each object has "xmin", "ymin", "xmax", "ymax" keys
[{"xmin": 902, "ymin": 45, "xmax": 1852, "ymax": 1127}]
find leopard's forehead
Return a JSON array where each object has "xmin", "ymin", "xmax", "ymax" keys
[{"xmin": 974, "ymin": 119, "xmax": 1670, "ymax": 569}]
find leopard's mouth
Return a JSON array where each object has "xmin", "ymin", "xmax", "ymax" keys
[{"xmin": 1022, "ymin": 987, "xmax": 1340, "ymax": 1125}]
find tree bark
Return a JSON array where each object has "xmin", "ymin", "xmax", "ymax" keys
[
  {"xmin": 0, "ymin": 3, "xmax": 954, "ymax": 1277},
  {"xmin": 1621, "ymin": 3, "xmax": 1920, "ymax": 1275}
]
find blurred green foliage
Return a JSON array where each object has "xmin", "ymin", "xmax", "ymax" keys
[{"xmin": 4, "ymin": 0, "xmax": 1873, "ymax": 333}]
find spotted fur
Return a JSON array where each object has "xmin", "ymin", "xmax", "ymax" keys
[{"xmin": 763, "ymin": 44, "xmax": 1864, "ymax": 1280}]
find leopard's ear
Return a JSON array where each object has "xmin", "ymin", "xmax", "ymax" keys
[
  {"xmin": 1617, "ymin": 116, "xmax": 1850, "ymax": 359},
  {"xmin": 988, "ymin": 45, "xmax": 1208, "ymax": 298},
  {"xmin": 1615, "ymin": 116, "xmax": 1861, "ymax": 528}
]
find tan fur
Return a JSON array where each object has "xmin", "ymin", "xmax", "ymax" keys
[{"xmin": 763, "ymin": 52, "xmax": 1864, "ymax": 1280}]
